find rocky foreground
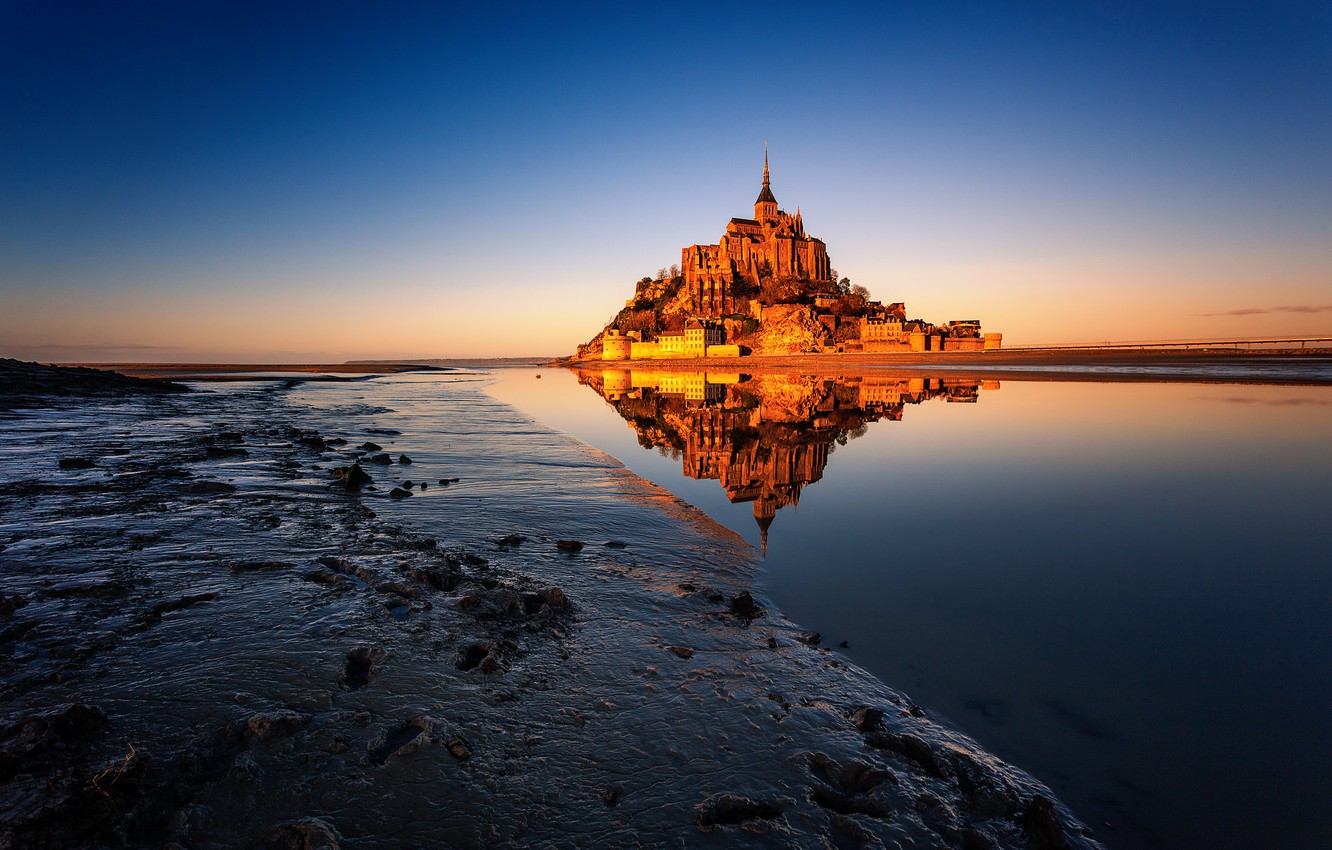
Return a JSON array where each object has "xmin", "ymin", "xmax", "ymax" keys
[
  {"xmin": 0, "ymin": 359, "xmax": 189, "ymax": 409},
  {"xmin": 0, "ymin": 370, "xmax": 1102, "ymax": 849}
]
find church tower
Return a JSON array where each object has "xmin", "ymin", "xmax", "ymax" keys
[{"xmin": 754, "ymin": 144, "xmax": 778, "ymax": 223}]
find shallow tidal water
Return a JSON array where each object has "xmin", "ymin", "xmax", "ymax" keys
[
  {"xmin": 3, "ymin": 371, "xmax": 1107, "ymax": 849},
  {"xmin": 493, "ymin": 366, "xmax": 1332, "ymax": 850}
]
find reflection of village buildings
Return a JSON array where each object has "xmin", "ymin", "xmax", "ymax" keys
[{"xmin": 581, "ymin": 369, "xmax": 996, "ymax": 551}]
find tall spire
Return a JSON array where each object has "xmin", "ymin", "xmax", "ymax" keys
[{"xmin": 755, "ymin": 141, "xmax": 777, "ymax": 206}]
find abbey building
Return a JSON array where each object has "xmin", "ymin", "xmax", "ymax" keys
[
  {"xmin": 577, "ymin": 148, "xmax": 1002, "ymax": 361},
  {"xmin": 681, "ymin": 149, "xmax": 833, "ymax": 316}
]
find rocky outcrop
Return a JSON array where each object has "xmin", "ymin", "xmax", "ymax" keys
[{"xmin": 755, "ymin": 304, "xmax": 829, "ymax": 354}]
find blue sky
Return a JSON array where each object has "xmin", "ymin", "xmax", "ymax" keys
[{"xmin": 2, "ymin": 1, "xmax": 1329, "ymax": 359}]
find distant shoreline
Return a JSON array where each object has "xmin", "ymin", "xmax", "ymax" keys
[
  {"xmin": 51, "ymin": 362, "xmax": 454, "ymax": 382},
  {"xmin": 45, "ymin": 347, "xmax": 1332, "ymax": 386},
  {"xmin": 55, "ymin": 360, "xmax": 552, "ymax": 381}
]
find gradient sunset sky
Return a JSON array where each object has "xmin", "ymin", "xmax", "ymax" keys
[{"xmin": 2, "ymin": 1, "xmax": 1329, "ymax": 361}]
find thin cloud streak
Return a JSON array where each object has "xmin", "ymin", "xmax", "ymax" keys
[
  {"xmin": 1199, "ymin": 305, "xmax": 1332, "ymax": 317},
  {"xmin": 1, "ymin": 343, "xmax": 187, "ymax": 352},
  {"xmin": 1191, "ymin": 396, "xmax": 1332, "ymax": 407}
]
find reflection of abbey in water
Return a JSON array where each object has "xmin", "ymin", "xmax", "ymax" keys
[{"xmin": 578, "ymin": 369, "xmax": 996, "ymax": 552}]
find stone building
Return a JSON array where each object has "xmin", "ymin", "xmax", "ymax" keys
[
  {"xmin": 684, "ymin": 319, "xmax": 725, "ymax": 356},
  {"xmin": 682, "ymin": 148, "xmax": 833, "ymax": 316},
  {"xmin": 601, "ymin": 329, "xmax": 632, "ymax": 360}
]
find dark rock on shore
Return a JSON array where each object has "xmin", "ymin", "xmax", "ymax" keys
[
  {"xmin": 181, "ymin": 480, "xmax": 237, "ymax": 495},
  {"xmin": 227, "ymin": 710, "xmax": 310, "ymax": 745},
  {"xmin": 262, "ymin": 818, "xmax": 342, "ymax": 850},
  {"xmin": 730, "ymin": 590, "xmax": 764, "ymax": 619},
  {"xmin": 850, "ymin": 705, "xmax": 885, "ymax": 732},
  {"xmin": 459, "ymin": 588, "xmax": 524, "ymax": 619},
  {"xmin": 806, "ymin": 751, "xmax": 897, "ymax": 819},
  {"xmin": 138, "ymin": 591, "xmax": 220, "ymax": 626},
  {"xmin": 366, "ymin": 716, "xmax": 436, "ymax": 765},
  {"xmin": 445, "ymin": 736, "xmax": 471, "ymax": 760},
  {"xmin": 0, "ymin": 591, "xmax": 27, "ymax": 616},
  {"xmin": 57, "ymin": 457, "xmax": 97, "ymax": 470},
  {"xmin": 398, "ymin": 454, "xmax": 412, "ymax": 464},
  {"xmin": 1023, "ymin": 795, "xmax": 1071, "ymax": 849},
  {"xmin": 0, "ymin": 703, "xmax": 108, "ymax": 783},
  {"xmin": 339, "ymin": 646, "xmax": 383, "ymax": 691},
  {"xmin": 230, "ymin": 560, "xmax": 296, "ymax": 575},
  {"xmin": 408, "ymin": 564, "xmax": 459, "ymax": 592},
  {"xmin": 332, "ymin": 463, "xmax": 372, "ymax": 490},
  {"xmin": 866, "ymin": 728, "xmax": 952, "ymax": 780},
  {"xmin": 555, "ymin": 539, "xmax": 583, "ymax": 552},
  {"xmin": 456, "ymin": 641, "xmax": 507, "ymax": 673},
  {"xmin": 695, "ymin": 792, "xmax": 785, "ymax": 829},
  {"xmin": 389, "ymin": 487, "xmax": 412, "ymax": 499}
]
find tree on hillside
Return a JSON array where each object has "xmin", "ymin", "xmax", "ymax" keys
[
  {"xmin": 834, "ymin": 322, "xmax": 861, "ymax": 342},
  {"xmin": 730, "ymin": 272, "xmax": 758, "ymax": 299},
  {"xmin": 616, "ymin": 308, "xmax": 659, "ymax": 337},
  {"xmin": 758, "ymin": 274, "xmax": 810, "ymax": 305}
]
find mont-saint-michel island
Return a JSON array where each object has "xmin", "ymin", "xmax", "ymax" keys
[
  {"xmin": 3, "ymin": 6, "xmax": 1331, "ymax": 850},
  {"xmin": 573, "ymin": 150, "xmax": 1001, "ymax": 363}
]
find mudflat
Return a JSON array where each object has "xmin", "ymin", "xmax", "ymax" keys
[{"xmin": 0, "ymin": 362, "xmax": 1103, "ymax": 849}]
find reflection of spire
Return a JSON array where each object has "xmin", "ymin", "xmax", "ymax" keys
[
  {"xmin": 756, "ymin": 511, "xmax": 774, "ymax": 556},
  {"xmin": 754, "ymin": 496, "xmax": 776, "ymax": 556},
  {"xmin": 577, "ymin": 368, "xmax": 988, "ymax": 561}
]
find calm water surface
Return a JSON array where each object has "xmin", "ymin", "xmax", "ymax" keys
[{"xmin": 491, "ymin": 367, "xmax": 1332, "ymax": 850}]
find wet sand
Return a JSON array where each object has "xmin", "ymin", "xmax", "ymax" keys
[
  {"xmin": 1, "ymin": 365, "xmax": 1103, "ymax": 848},
  {"xmin": 60, "ymin": 363, "xmax": 446, "ymax": 382}
]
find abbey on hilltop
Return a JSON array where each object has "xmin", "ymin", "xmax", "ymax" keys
[
  {"xmin": 576, "ymin": 149, "xmax": 1001, "ymax": 361},
  {"xmin": 682, "ymin": 146, "xmax": 833, "ymax": 316}
]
